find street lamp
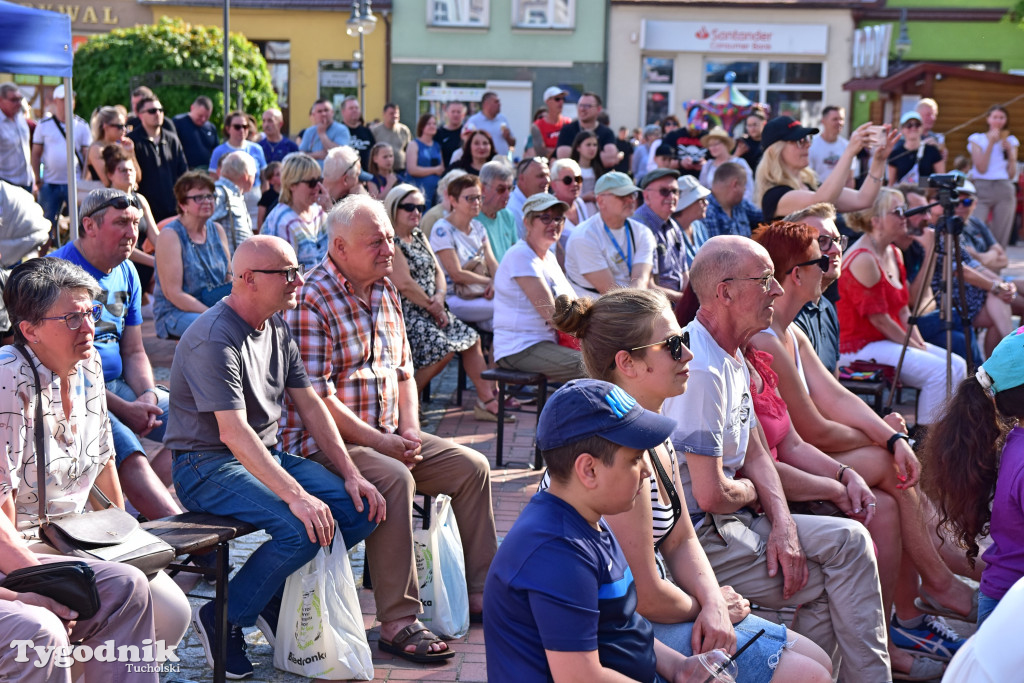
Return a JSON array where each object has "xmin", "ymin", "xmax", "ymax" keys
[
  {"xmin": 346, "ymin": 0, "xmax": 377, "ymax": 111},
  {"xmin": 894, "ymin": 8, "xmax": 912, "ymax": 70}
]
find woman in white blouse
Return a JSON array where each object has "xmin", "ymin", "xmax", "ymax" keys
[
  {"xmin": 0, "ymin": 258, "xmax": 189, "ymax": 654},
  {"xmin": 969, "ymin": 105, "xmax": 1020, "ymax": 248},
  {"xmin": 493, "ymin": 193, "xmax": 585, "ymax": 382}
]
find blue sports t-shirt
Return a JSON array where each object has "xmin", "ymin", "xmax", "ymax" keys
[
  {"xmin": 483, "ymin": 491, "xmax": 657, "ymax": 682},
  {"xmin": 49, "ymin": 242, "xmax": 142, "ymax": 382}
]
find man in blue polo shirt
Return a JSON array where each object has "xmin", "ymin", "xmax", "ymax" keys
[
  {"xmin": 299, "ymin": 99, "xmax": 350, "ymax": 168},
  {"xmin": 484, "ymin": 379, "xmax": 705, "ymax": 682},
  {"xmin": 49, "ymin": 188, "xmax": 182, "ymax": 522}
]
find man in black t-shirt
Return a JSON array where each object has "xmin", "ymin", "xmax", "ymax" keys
[
  {"xmin": 171, "ymin": 96, "xmax": 218, "ymax": 170},
  {"xmin": 736, "ymin": 110, "xmax": 766, "ymax": 173},
  {"xmin": 436, "ymin": 100, "xmax": 467, "ymax": 170},
  {"xmin": 555, "ymin": 92, "xmax": 622, "ymax": 169},
  {"xmin": 340, "ymin": 96, "xmax": 375, "ymax": 170}
]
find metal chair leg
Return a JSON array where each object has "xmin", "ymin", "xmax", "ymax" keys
[{"xmin": 495, "ymin": 381, "xmax": 507, "ymax": 467}]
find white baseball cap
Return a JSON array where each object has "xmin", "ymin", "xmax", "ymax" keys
[{"xmin": 543, "ymin": 86, "xmax": 567, "ymax": 101}]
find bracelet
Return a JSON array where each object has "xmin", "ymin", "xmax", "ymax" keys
[
  {"xmin": 867, "ymin": 173, "xmax": 883, "ymax": 184},
  {"xmin": 836, "ymin": 464, "xmax": 851, "ymax": 483},
  {"xmin": 886, "ymin": 432, "xmax": 910, "ymax": 454},
  {"xmin": 991, "ymin": 280, "xmax": 1003, "ymax": 293}
]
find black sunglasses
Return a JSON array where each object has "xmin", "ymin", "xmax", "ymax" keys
[
  {"xmin": 83, "ymin": 194, "xmax": 142, "ymax": 219},
  {"xmin": 788, "ymin": 254, "xmax": 830, "ymax": 274},
  {"xmin": 231, "ymin": 123, "xmax": 249, "ymax": 130},
  {"xmin": 249, "ymin": 266, "xmax": 302, "ymax": 283},
  {"xmin": 561, "ymin": 175, "xmax": 584, "ymax": 185},
  {"xmin": 399, "ymin": 202, "xmax": 426, "ymax": 213},
  {"xmin": 297, "ymin": 177, "xmax": 323, "ymax": 189},
  {"xmin": 630, "ymin": 331, "xmax": 690, "ymax": 361},
  {"xmin": 817, "ymin": 234, "xmax": 848, "ymax": 252},
  {"xmin": 142, "ymin": 107, "xmax": 163, "ymax": 115}
]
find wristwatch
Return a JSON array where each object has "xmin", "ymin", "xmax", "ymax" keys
[{"xmin": 886, "ymin": 432, "xmax": 910, "ymax": 454}]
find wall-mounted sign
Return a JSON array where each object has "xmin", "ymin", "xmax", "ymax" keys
[
  {"xmin": 643, "ymin": 20, "xmax": 829, "ymax": 56},
  {"xmin": 851, "ymin": 24, "xmax": 894, "ymax": 79}
]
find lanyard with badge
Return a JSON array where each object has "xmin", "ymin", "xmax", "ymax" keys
[{"xmin": 602, "ymin": 221, "xmax": 633, "ymax": 272}]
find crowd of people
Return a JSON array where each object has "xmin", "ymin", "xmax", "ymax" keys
[{"xmin": 0, "ymin": 78, "xmax": 1020, "ymax": 681}]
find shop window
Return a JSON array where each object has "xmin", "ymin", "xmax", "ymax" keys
[
  {"xmin": 642, "ymin": 57, "xmax": 674, "ymax": 125},
  {"xmin": 254, "ymin": 40, "xmax": 291, "ymax": 134},
  {"xmin": 513, "ymin": 0, "xmax": 574, "ymax": 29},
  {"xmin": 429, "ymin": 0, "xmax": 489, "ymax": 27},
  {"xmin": 703, "ymin": 58, "xmax": 824, "ymax": 129}
]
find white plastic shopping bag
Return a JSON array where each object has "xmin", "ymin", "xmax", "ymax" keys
[
  {"xmin": 273, "ymin": 539, "xmax": 374, "ymax": 680},
  {"xmin": 413, "ymin": 494, "xmax": 470, "ymax": 638}
]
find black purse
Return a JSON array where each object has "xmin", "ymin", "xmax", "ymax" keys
[
  {"xmin": 16, "ymin": 345, "xmax": 175, "ymax": 578},
  {"xmin": 1, "ymin": 560, "xmax": 100, "ymax": 619}
]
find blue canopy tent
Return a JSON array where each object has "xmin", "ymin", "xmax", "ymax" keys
[{"xmin": 0, "ymin": 0, "xmax": 78, "ymax": 238}]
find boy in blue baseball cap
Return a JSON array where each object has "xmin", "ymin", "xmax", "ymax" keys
[{"xmin": 483, "ymin": 379, "xmax": 707, "ymax": 682}]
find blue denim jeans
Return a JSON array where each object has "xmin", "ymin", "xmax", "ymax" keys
[
  {"xmin": 977, "ymin": 589, "xmax": 1000, "ymax": 626},
  {"xmin": 916, "ymin": 310, "xmax": 981, "ymax": 366},
  {"xmin": 106, "ymin": 378, "xmax": 169, "ymax": 467},
  {"xmin": 172, "ymin": 448, "xmax": 377, "ymax": 626},
  {"xmin": 38, "ymin": 182, "xmax": 68, "ymax": 237}
]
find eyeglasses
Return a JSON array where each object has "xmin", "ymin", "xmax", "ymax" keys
[
  {"xmin": 788, "ymin": 137, "xmax": 812, "ymax": 148},
  {"xmin": 142, "ymin": 107, "xmax": 163, "ymax": 115},
  {"xmin": 960, "ymin": 197, "xmax": 975, "ymax": 207},
  {"xmin": 817, "ymin": 234, "xmax": 849, "ymax": 252},
  {"xmin": 340, "ymin": 160, "xmax": 359, "ymax": 178},
  {"xmin": 461, "ymin": 194, "xmax": 483, "ymax": 203},
  {"xmin": 398, "ymin": 202, "xmax": 426, "ymax": 213},
  {"xmin": 297, "ymin": 177, "xmax": 323, "ymax": 189},
  {"xmin": 561, "ymin": 175, "xmax": 584, "ymax": 185},
  {"xmin": 107, "ymin": 122, "xmax": 127, "ymax": 130},
  {"xmin": 531, "ymin": 213, "xmax": 566, "ymax": 226},
  {"xmin": 722, "ymin": 272, "xmax": 776, "ymax": 292},
  {"xmin": 655, "ymin": 187, "xmax": 681, "ymax": 198},
  {"xmin": 39, "ymin": 304, "xmax": 102, "ymax": 331},
  {"xmin": 889, "ymin": 206, "xmax": 909, "ymax": 218},
  {"xmin": 249, "ymin": 266, "xmax": 302, "ymax": 283},
  {"xmin": 550, "ymin": 96, "xmax": 565, "ymax": 102},
  {"xmin": 630, "ymin": 331, "xmax": 690, "ymax": 361},
  {"xmin": 186, "ymin": 193, "xmax": 216, "ymax": 203},
  {"xmin": 787, "ymin": 254, "xmax": 830, "ymax": 274},
  {"xmin": 903, "ymin": 121, "xmax": 922, "ymax": 129},
  {"xmin": 4, "ymin": 96, "xmax": 22, "ymax": 103},
  {"xmin": 231, "ymin": 123, "xmax": 249, "ymax": 131},
  {"xmin": 83, "ymin": 194, "xmax": 142, "ymax": 219}
]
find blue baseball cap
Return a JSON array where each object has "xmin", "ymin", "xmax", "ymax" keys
[
  {"xmin": 536, "ymin": 379, "xmax": 678, "ymax": 451},
  {"xmin": 978, "ymin": 326, "xmax": 1024, "ymax": 394}
]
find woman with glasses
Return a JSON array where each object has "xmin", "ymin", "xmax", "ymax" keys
[
  {"xmin": 550, "ymin": 158, "xmax": 589, "ymax": 242},
  {"xmin": 451, "ymin": 129, "xmax": 497, "ymax": 176},
  {"xmin": 887, "ymin": 111, "xmax": 944, "ymax": 186},
  {"xmin": 103, "ymin": 144, "xmax": 159, "ymax": 293},
  {"xmin": 87, "ymin": 105, "xmax": 139, "ymax": 186},
  {"xmin": 0, "ymin": 257, "xmax": 191, "ymax": 663},
  {"xmin": 493, "ymin": 193, "xmax": 585, "ymax": 383},
  {"xmin": 209, "ymin": 110, "xmax": 268, "ymax": 225},
  {"xmin": 547, "ymin": 288, "xmax": 833, "ymax": 683},
  {"xmin": 152, "ymin": 171, "xmax": 232, "ymax": 339},
  {"xmin": 406, "ymin": 114, "xmax": 444, "ymax": 208},
  {"xmin": 429, "ymin": 174, "xmax": 499, "ymax": 332},
  {"xmin": 838, "ymin": 188, "xmax": 966, "ymax": 428},
  {"xmin": 755, "ymin": 115, "xmax": 896, "ymax": 220},
  {"xmin": 262, "ymin": 152, "xmax": 330, "ymax": 272},
  {"xmin": 968, "ymin": 105, "xmax": 1020, "ymax": 248},
  {"xmin": 570, "ymin": 130, "xmax": 606, "ymax": 215},
  {"xmin": 385, "ymin": 184, "xmax": 509, "ymax": 422}
]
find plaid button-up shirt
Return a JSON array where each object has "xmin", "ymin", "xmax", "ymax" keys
[{"xmin": 279, "ymin": 255, "xmax": 412, "ymax": 456}]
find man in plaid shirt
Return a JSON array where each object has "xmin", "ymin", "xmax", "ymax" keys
[{"xmin": 280, "ymin": 195, "xmax": 496, "ymax": 664}]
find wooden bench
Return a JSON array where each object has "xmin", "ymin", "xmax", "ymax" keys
[
  {"xmin": 480, "ymin": 368, "xmax": 548, "ymax": 469},
  {"xmin": 142, "ymin": 512, "xmax": 257, "ymax": 683}
]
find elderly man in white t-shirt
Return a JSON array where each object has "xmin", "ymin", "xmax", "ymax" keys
[
  {"xmin": 662, "ymin": 235, "xmax": 891, "ymax": 683},
  {"xmin": 564, "ymin": 171, "xmax": 656, "ymax": 297}
]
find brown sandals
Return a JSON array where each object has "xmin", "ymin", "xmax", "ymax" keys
[{"xmin": 378, "ymin": 623, "xmax": 455, "ymax": 664}]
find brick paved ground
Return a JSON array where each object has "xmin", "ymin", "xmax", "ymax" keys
[{"xmin": 151, "ymin": 240, "xmax": 1024, "ymax": 680}]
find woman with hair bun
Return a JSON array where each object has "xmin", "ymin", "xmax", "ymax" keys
[{"xmin": 543, "ymin": 289, "xmax": 833, "ymax": 683}]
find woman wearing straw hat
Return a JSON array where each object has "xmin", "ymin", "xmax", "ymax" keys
[{"xmin": 699, "ymin": 125, "xmax": 755, "ymax": 202}]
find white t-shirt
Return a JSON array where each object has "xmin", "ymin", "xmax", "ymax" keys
[
  {"xmin": 429, "ymin": 217, "xmax": 490, "ymax": 294},
  {"xmin": 808, "ymin": 136, "xmax": 854, "ymax": 183},
  {"xmin": 943, "ymin": 575, "xmax": 1024, "ymax": 682},
  {"xmin": 31, "ymin": 115, "xmax": 91, "ymax": 183},
  {"xmin": 662, "ymin": 318, "xmax": 757, "ymax": 521},
  {"xmin": 492, "ymin": 240, "xmax": 575, "ymax": 361},
  {"xmin": 968, "ymin": 132, "xmax": 1020, "ymax": 181},
  {"xmin": 564, "ymin": 213, "xmax": 656, "ymax": 297},
  {"xmin": 466, "ymin": 112, "xmax": 513, "ymax": 157}
]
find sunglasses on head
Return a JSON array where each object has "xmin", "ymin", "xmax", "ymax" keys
[
  {"xmin": 398, "ymin": 202, "xmax": 426, "ymax": 213},
  {"xmin": 630, "ymin": 331, "xmax": 690, "ymax": 361},
  {"xmin": 297, "ymin": 177, "xmax": 323, "ymax": 189},
  {"xmin": 561, "ymin": 175, "xmax": 584, "ymax": 185},
  {"xmin": 83, "ymin": 194, "xmax": 142, "ymax": 219},
  {"xmin": 788, "ymin": 254, "xmax": 830, "ymax": 274}
]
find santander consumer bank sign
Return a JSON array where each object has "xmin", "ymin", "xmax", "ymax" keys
[{"xmin": 643, "ymin": 20, "xmax": 829, "ymax": 55}]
